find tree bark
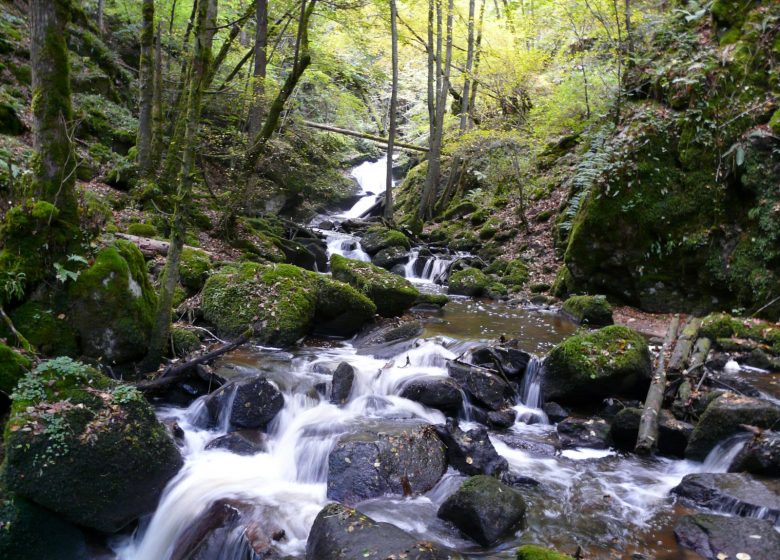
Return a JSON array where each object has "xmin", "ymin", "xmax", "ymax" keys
[
  {"xmin": 385, "ymin": 0, "xmax": 399, "ymax": 221},
  {"xmin": 152, "ymin": 21, "xmax": 165, "ymax": 166},
  {"xmin": 248, "ymin": 0, "xmax": 269, "ymax": 137},
  {"xmin": 97, "ymin": 0, "xmax": 104, "ymax": 34},
  {"xmin": 30, "ymin": 0, "xmax": 78, "ymax": 224},
  {"xmin": 204, "ymin": 0, "xmax": 257, "ymax": 91},
  {"xmin": 144, "ymin": 0, "xmax": 218, "ymax": 372},
  {"xmin": 137, "ymin": 0, "xmax": 156, "ymax": 178},
  {"xmin": 459, "ymin": 0, "xmax": 476, "ymax": 131}
]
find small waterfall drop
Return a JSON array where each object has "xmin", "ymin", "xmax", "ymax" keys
[
  {"xmin": 513, "ymin": 357, "xmax": 549, "ymax": 425},
  {"xmin": 699, "ymin": 433, "xmax": 750, "ymax": 473}
]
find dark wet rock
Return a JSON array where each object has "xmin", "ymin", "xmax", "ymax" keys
[
  {"xmin": 738, "ymin": 348, "xmax": 780, "ymax": 372},
  {"xmin": 295, "ymin": 238, "xmax": 328, "ymax": 272},
  {"xmin": 672, "ymin": 473, "xmax": 780, "ymax": 523},
  {"xmin": 501, "ymin": 473, "xmax": 541, "ymax": 488},
  {"xmin": 730, "ymin": 430, "xmax": 780, "ymax": 476},
  {"xmin": 172, "ymin": 499, "xmax": 284, "ymax": 560},
  {"xmin": 318, "ymin": 220, "xmax": 335, "ymax": 230},
  {"xmin": 0, "ymin": 497, "xmax": 88, "ymax": 560},
  {"xmin": 372, "ymin": 246, "xmax": 410, "ymax": 270},
  {"xmin": 400, "ymin": 376, "xmax": 463, "ymax": 416},
  {"xmin": 447, "ymin": 361, "xmax": 515, "ymax": 411},
  {"xmin": 306, "ymin": 503, "xmax": 460, "ymax": 560},
  {"xmin": 205, "ymin": 431, "xmax": 267, "ymax": 456},
  {"xmin": 542, "ymin": 326, "xmax": 652, "ymax": 405},
  {"xmin": 437, "ymin": 475, "xmax": 526, "ymax": 547},
  {"xmin": 355, "ymin": 321, "xmax": 423, "ymax": 358},
  {"xmin": 205, "ymin": 377, "xmax": 284, "ymax": 431},
  {"xmin": 556, "ymin": 417, "xmax": 610, "ymax": 449},
  {"xmin": 543, "ymin": 402, "xmax": 570, "ymax": 423},
  {"xmin": 330, "ymin": 362, "xmax": 356, "ymax": 405},
  {"xmin": 470, "ymin": 346, "xmax": 532, "ymax": 380},
  {"xmin": 685, "ymin": 393, "xmax": 780, "ymax": 460},
  {"xmin": 600, "ymin": 397, "xmax": 642, "ymax": 420},
  {"xmin": 609, "ymin": 407, "xmax": 693, "ymax": 457},
  {"xmin": 487, "ymin": 408, "xmax": 517, "ymax": 429},
  {"xmin": 674, "ymin": 513, "xmax": 780, "ymax": 560},
  {"xmin": 434, "ymin": 421, "xmax": 508, "ymax": 477},
  {"xmin": 327, "ymin": 422, "xmax": 447, "ymax": 504},
  {"xmin": 496, "ymin": 433, "xmax": 560, "ymax": 456}
]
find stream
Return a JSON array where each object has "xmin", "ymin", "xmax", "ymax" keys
[{"xmin": 114, "ymin": 159, "xmax": 774, "ymax": 560}]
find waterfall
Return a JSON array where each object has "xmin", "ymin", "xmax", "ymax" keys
[
  {"xmin": 700, "ymin": 433, "xmax": 750, "ymax": 473},
  {"xmin": 513, "ymin": 357, "xmax": 549, "ymax": 425}
]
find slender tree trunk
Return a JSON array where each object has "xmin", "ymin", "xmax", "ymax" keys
[
  {"xmin": 97, "ymin": 0, "xmax": 104, "ymax": 34},
  {"xmin": 468, "ymin": 0, "xmax": 486, "ymax": 121},
  {"xmin": 459, "ymin": 0, "xmax": 476, "ymax": 131},
  {"xmin": 625, "ymin": 0, "xmax": 633, "ymax": 64},
  {"xmin": 385, "ymin": 0, "xmax": 399, "ymax": 221},
  {"xmin": 204, "ymin": 0, "xmax": 257, "ymax": 91},
  {"xmin": 612, "ymin": 0, "xmax": 623, "ymax": 124},
  {"xmin": 30, "ymin": 0, "xmax": 78, "ymax": 224},
  {"xmin": 137, "ymin": 0, "xmax": 156, "ymax": 178},
  {"xmin": 169, "ymin": 0, "xmax": 178, "ymax": 33},
  {"xmin": 426, "ymin": 0, "xmax": 435, "ymax": 139},
  {"xmin": 144, "ymin": 0, "xmax": 218, "ymax": 371},
  {"xmin": 248, "ymin": 0, "xmax": 269, "ymax": 137},
  {"xmin": 152, "ymin": 22, "xmax": 165, "ymax": 166}
]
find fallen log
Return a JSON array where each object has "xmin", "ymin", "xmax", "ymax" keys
[
  {"xmin": 687, "ymin": 337, "xmax": 712, "ymax": 373},
  {"xmin": 301, "ymin": 120, "xmax": 429, "ymax": 153},
  {"xmin": 635, "ymin": 314, "xmax": 681, "ymax": 455},
  {"xmin": 668, "ymin": 317, "xmax": 701, "ymax": 373},
  {"xmin": 115, "ymin": 233, "xmax": 218, "ymax": 259}
]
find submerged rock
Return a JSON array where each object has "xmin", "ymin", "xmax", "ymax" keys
[
  {"xmin": 542, "ymin": 326, "xmax": 651, "ymax": 405},
  {"xmin": 447, "ymin": 361, "xmax": 515, "ymax": 412},
  {"xmin": 205, "ymin": 431, "xmax": 267, "ymax": 456},
  {"xmin": 400, "ymin": 376, "xmax": 463, "ymax": 416},
  {"xmin": 326, "ymin": 422, "xmax": 447, "ymax": 504},
  {"xmin": 674, "ymin": 513, "xmax": 780, "ymax": 560},
  {"xmin": 437, "ymin": 475, "xmax": 527, "ymax": 547},
  {"xmin": 3, "ymin": 359, "xmax": 182, "ymax": 532},
  {"xmin": 672, "ymin": 473, "xmax": 780, "ymax": 523},
  {"xmin": 306, "ymin": 503, "xmax": 460, "ymax": 560},
  {"xmin": 434, "ymin": 421, "xmax": 509, "ymax": 477},
  {"xmin": 204, "ymin": 377, "xmax": 284, "ymax": 431},
  {"xmin": 685, "ymin": 393, "xmax": 780, "ymax": 460},
  {"xmin": 331, "ymin": 254, "xmax": 420, "ymax": 317},
  {"xmin": 330, "ymin": 362, "xmax": 355, "ymax": 405}
]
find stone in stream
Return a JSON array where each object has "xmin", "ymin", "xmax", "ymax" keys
[
  {"xmin": 543, "ymin": 401, "xmax": 570, "ymax": 423},
  {"xmin": 434, "ymin": 420, "xmax": 509, "ymax": 477},
  {"xmin": 372, "ymin": 246, "xmax": 410, "ymax": 270},
  {"xmin": 205, "ymin": 430, "xmax": 267, "ymax": 456},
  {"xmin": 685, "ymin": 393, "xmax": 780, "ymax": 460},
  {"xmin": 437, "ymin": 475, "xmax": 527, "ymax": 547},
  {"xmin": 556, "ymin": 417, "xmax": 611, "ymax": 449},
  {"xmin": 470, "ymin": 345, "xmax": 532, "ymax": 381},
  {"xmin": 730, "ymin": 430, "xmax": 780, "ymax": 476},
  {"xmin": 674, "ymin": 513, "xmax": 780, "ymax": 560},
  {"xmin": 560, "ymin": 295, "xmax": 614, "ymax": 327},
  {"xmin": 447, "ymin": 361, "xmax": 515, "ymax": 412},
  {"xmin": 331, "ymin": 254, "xmax": 420, "ymax": 317},
  {"xmin": 326, "ymin": 422, "xmax": 447, "ymax": 504},
  {"xmin": 360, "ymin": 226, "xmax": 411, "ymax": 256},
  {"xmin": 354, "ymin": 320, "xmax": 423, "ymax": 359},
  {"xmin": 330, "ymin": 361, "xmax": 356, "ymax": 405},
  {"xmin": 542, "ymin": 325, "xmax": 652, "ymax": 405},
  {"xmin": 400, "ymin": 376, "xmax": 463, "ymax": 416},
  {"xmin": 448, "ymin": 267, "xmax": 492, "ymax": 297},
  {"xmin": 671, "ymin": 473, "xmax": 780, "ymax": 524},
  {"xmin": 609, "ymin": 407, "xmax": 693, "ymax": 457},
  {"xmin": 306, "ymin": 503, "xmax": 461, "ymax": 560},
  {"xmin": 204, "ymin": 377, "xmax": 284, "ymax": 431}
]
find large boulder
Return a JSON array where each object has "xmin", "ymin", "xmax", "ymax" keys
[
  {"xmin": 202, "ymin": 262, "xmax": 376, "ymax": 345},
  {"xmin": 68, "ymin": 239, "xmax": 157, "ymax": 364},
  {"xmin": 447, "ymin": 361, "xmax": 514, "ymax": 412},
  {"xmin": 448, "ymin": 268, "xmax": 491, "ymax": 297},
  {"xmin": 685, "ymin": 393, "xmax": 780, "ymax": 460},
  {"xmin": 330, "ymin": 254, "xmax": 420, "ymax": 317},
  {"xmin": 306, "ymin": 503, "xmax": 460, "ymax": 560},
  {"xmin": 434, "ymin": 421, "xmax": 508, "ymax": 477},
  {"xmin": 203, "ymin": 377, "xmax": 284, "ymax": 431},
  {"xmin": 672, "ymin": 473, "xmax": 780, "ymax": 523},
  {"xmin": 0, "ymin": 342, "xmax": 31, "ymax": 395},
  {"xmin": 326, "ymin": 422, "xmax": 447, "ymax": 504},
  {"xmin": 437, "ymin": 475, "xmax": 527, "ymax": 547},
  {"xmin": 542, "ymin": 326, "xmax": 651, "ymax": 405},
  {"xmin": 674, "ymin": 513, "xmax": 780, "ymax": 560},
  {"xmin": 3, "ymin": 358, "xmax": 182, "ymax": 532},
  {"xmin": 360, "ymin": 227, "xmax": 411, "ymax": 256},
  {"xmin": 399, "ymin": 376, "xmax": 463, "ymax": 416},
  {"xmin": 561, "ymin": 295, "xmax": 613, "ymax": 326},
  {"xmin": 470, "ymin": 346, "xmax": 532, "ymax": 381},
  {"xmin": 730, "ymin": 430, "xmax": 780, "ymax": 475}
]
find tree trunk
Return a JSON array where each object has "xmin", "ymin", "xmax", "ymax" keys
[
  {"xmin": 248, "ymin": 0, "xmax": 269, "ymax": 137},
  {"xmin": 426, "ymin": 0, "xmax": 435, "ymax": 139},
  {"xmin": 97, "ymin": 0, "xmax": 104, "ymax": 34},
  {"xmin": 30, "ymin": 0, "xmax": 78, "ymax": 224},
  {"xmin": 137, "ymin": 0, "xmax": 156, "ymax": 178},
  {"xmin": 301, "ymin": 121, "xmax": 427, "ymax": 152},
  {"xmin": 468, "ymin": 0, "xmax": 486, "ymax": 121},
  {"xmin": 144, "ymin": 0, "xmax": 218, "ymax": 372},
  {"xmin": 459, "ymin": 0, "xmax": 476, "ymax": 131},
  {"xmin": 204, "ymin": 0, "xmax": 257, "ymax": 91},
  {"xmin": 385, "ymin": 0, "xmax": 399, "ymax": 221},
  {"xmin": 152, "ymin": 22, "xmax": 165, "ymax": 166}
]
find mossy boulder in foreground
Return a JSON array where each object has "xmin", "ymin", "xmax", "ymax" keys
[
  {"xmin": 542, "ymin": 325, "xmax": 651, "ymax": 404},
  {"xmin": 3, "ymin": 358, "xmax": 183, "ymax": 532},
  {"xmin": 330, "ymin": 254, "xmax": 419, "ymax": 317},
  {"xmin": 68, "ymin": 239, "xmax": 157, "ymax": 364},
  {"xmin": 448, "ymin": 267, "xmax": 492, "ymax": 297},
  {"xmin": 202, "ymin": 262, "xmax": 376, "ymax": 345},
  {"xmin": 561, "ymin": 295, "xmax": 613, "ymax": 326}
]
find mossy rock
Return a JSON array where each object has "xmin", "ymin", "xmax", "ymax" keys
[
  {"xmin": 501, "ymin": 260, "xmax": 530, "ymax": 288},
  {"xmin": 415, "ymin": 293, "xmax": 450, "ymax": 307},
  {"xmin": 769, "ymin": 109, "xmax": 780, "ymax": 135},
  {"xmin": 126, "ymin": 222, "xmax": 157, "ymax": 237},
  {"xmin": 448, "ymin": 268, "xmax": 491, "ymax": 297},
  {"xmin": 179, "ymin": 248, "xmax": 212, "ymax": 293},
  {"xmin": 330, "ymin": 254, "xmax": 419, "ymax": 317},
  {"xmin": 202, "ymin": 262, "xmax": 376, "ymax": 345},
  {"xmin": 0, "ymin": 343, "xmax": 31, "ymax": 395},
  {"xmin": 0, "ymin": 496, "xmax": 88, "ymax": 560},
  {"xmin": 3, "ymin": 358, "xmax": 182, "ymax": 532},
  {"xmin": 542, "ymin": 325, "xmax": 652, "ymax": 404},
  {"xmin": 360, "ymin": 227, "xmax": 411, "ymax": 256},
  {"xmin": 561, "ymin": 295, "xmax": 614, "ymax": 326},
  {"xmin": 711, "ymin": 0, "xmax": 752, "ymax": 28},
  {"xmin": 487, "ymin": 282, "xmax": 508, "ymax": 298},
  {"xmin": 442, "ymin": 200, "xmax": 477, "ymax": 220},
  {"xmin": 171, "ymin": 328, "xmax": 201, "ymax": 358},
  {"xmin": 700, "ymin": 313, "xmax": 780, "ymax": 355},
  {"xmin": 0, "ymin": 102, "xmax": 25, "ymax": 135},
  {"xmin": 5, "ymin": 301, "xmax": 79, "ymax": 358},
  {"xmin": 516, "ymin": 545, "xmax": 574, "ymax": 560},
  {"xmin": 68, "ymin": 240, "xmax": 157, "ymax": 364}
]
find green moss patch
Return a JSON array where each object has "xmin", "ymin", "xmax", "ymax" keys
[
  {"xmin": 562, "ymin": 295, "xmax": 614, "ymax": 326},
  {"xmin": 330, "ymin": 254, "xmax": 419, "ymax": 317},
  {"xmin": 0, "ymin": 343, "xmax": 30, "ymax": 395},
  {"xmin": 516, "ymin": 545, "xmax": 574, "ymax": 560},
  {"xmin": 448, "ymin": 268, "xmax": 491, "ymax": 297}
]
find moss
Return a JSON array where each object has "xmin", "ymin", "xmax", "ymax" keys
[
  {"xmin": 711, "ymin": 0, "xmax": 752, "ymax": 28},
  {"xmin": 127, "ymin": 222, "xmax": 158, "ymax": 237},
  {"xmin": 700, "ymin": 313, "xmax": 780, "ymax": 354},
  {"xmin": 361, "ymin": 227, "xmax": 411, "ymax": 255},
  {"xmin": 179, "ymin": 248, "xmax": 212, "ymax": 292},
  {"xmin": 0, "ymin": 343, "xmax": 31, "ymax": 395},
  {"xmin": 441, "ymin": 200, "xmax": 477, "ymax": 220},
  {"xmin": 479, "ymin": 224, "xmax": 498, "ymax": 240},
  {"xmin": 330, "ymin": 254, "xmax": 419, "ymax": 317},
  {"xmin": 470, "ymin": 209, "xmax": 488, "ymax": 226},
  {"xmin": 501, "ymin": 260, "xmax": 529, "ymax": 288},
  {"xmin": 487, "ymin": 282, "xmax": 508, "ymax": 298},
  {"xmin": 448, "ymin": 268, "xmax": 491, "ymax": 297},
  {"xmin": 171, "ymin": 328, "xmax": 201, "ymax": 358},
  {"xmin": 562, "ymin": 295, "xmax": 614, "ymax": 326},
  {"xmin": 5, "ymin": 301, "xmax": 79, "ymax": 357},
  {"xmin": 0, "ymin": 496, "xmax": 87, "ymax": 560},
  {"xmin": 516, "ymin": 545, "xmax": 574, "ymax": 560},
  {"xmin": 312, "ymin": 275, "xmax": 377, "ymax": 335},
  {"xmin": 415, "ymin": 293, "xmax": 450, "ymax": 307},
  {"xmin": 770, "ymin": 109, "xmax": 780, "ymax": 135}
]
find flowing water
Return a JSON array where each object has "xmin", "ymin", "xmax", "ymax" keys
[{"xmin": 113, "ymin": 160, "xmax": 775, "ymax": 559}]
